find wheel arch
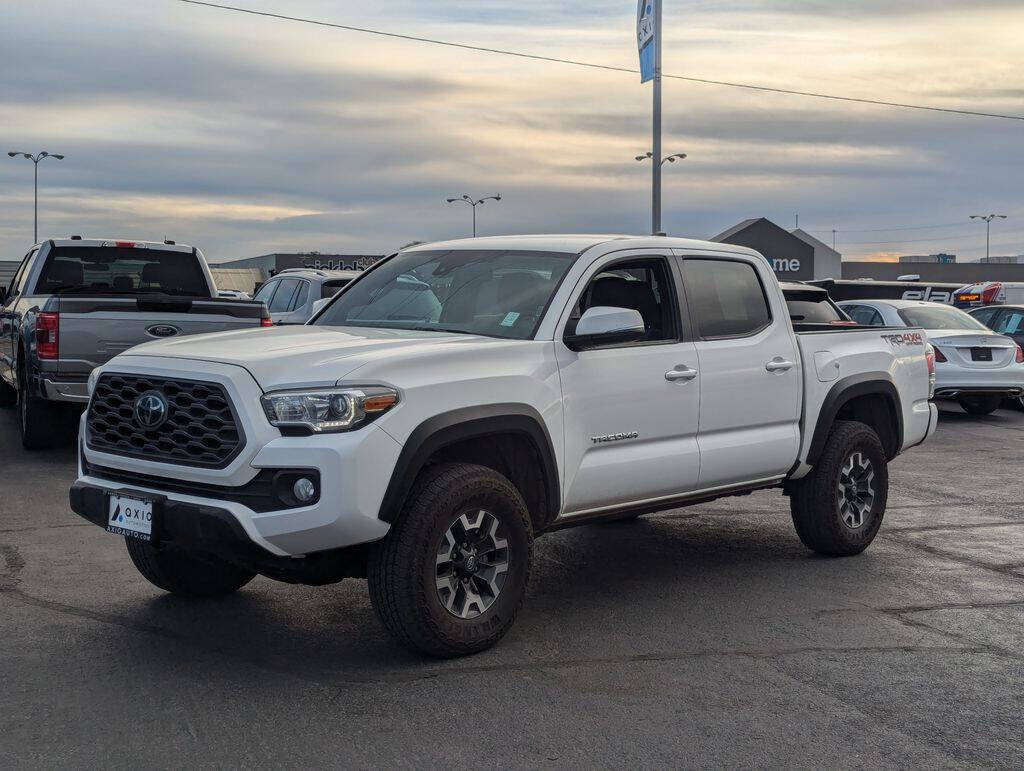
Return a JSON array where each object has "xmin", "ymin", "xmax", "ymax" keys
[
  {"xmin": 806, "ymin": 374, "xmax": 903, "ymax": 466},
  {"xmin": 378, "ymin": 404, "xmax": 560, "ymax": 532}
]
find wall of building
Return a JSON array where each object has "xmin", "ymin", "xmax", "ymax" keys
[
  {"xmin": 843, "ymin": 261, "xmax": 1024, "ymax": 283},
  {"xmin": 713, "ymin": 219, "xmax": 816, "ymax": 281}
]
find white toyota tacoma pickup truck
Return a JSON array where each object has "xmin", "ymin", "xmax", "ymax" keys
[{"xmin": 70, "ymin": 235, "xmax": 938, "ymax": 657}]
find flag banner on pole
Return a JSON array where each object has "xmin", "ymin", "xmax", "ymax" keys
[{"xmin": 637, "ymin": 0, "xmax": 655, "ymax": 82}]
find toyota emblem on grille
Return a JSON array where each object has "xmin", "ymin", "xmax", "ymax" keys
[
  {"xmin": 146, "ymin": 324, "xmax": 180, "ymax": 338},
  {"xmin": 133, "ymin": 391, "xmax": 169, "ymax": 430}
]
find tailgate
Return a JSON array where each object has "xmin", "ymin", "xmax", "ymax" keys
[{"xmin": 55, "ymin": 297, "xmax": 265, "ymax": 376}]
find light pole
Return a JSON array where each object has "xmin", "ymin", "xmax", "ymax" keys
[
  {"xmin": 636, "ymin": 152, "xmax": 686, "ymax": 231},
  {"xmin": 445, "ymin": 194, "xmax": 501, "ymax": 237},
  {"xmin": 635, "ymin": 151, "xmax": 687, "ymax": 166},
  {"xmin": 7, "ymin": 150, "xmax": 65, "ymax": 243},
  {"xmin": 970, "ymin": 214, "xmax": 1007, "ymax": 261}
]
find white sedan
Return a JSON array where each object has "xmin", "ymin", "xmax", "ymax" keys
[{"xmin": 839, "ymin": 299, "xmax": 1024, "ymax": 415}]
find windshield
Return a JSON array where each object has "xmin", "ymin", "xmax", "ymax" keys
[
  {"xmin": 314, "ymin": 249, "xmax": 576, "ymax": 339},
  {"xmin": 36, "ymin": 246, "xmax": 209, "ymax": 297},
  {"xmin": 897, "ymin": 305, "xmax": 989, "ymax": 331}
]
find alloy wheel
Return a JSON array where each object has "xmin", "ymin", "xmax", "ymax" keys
[
  {"xmin": 435, "ymin": 509, "xmax": 510, "ymax": 619},
  {"xmin": 836, "ymin": 451, "xmax": 875, "ymax": 529}
]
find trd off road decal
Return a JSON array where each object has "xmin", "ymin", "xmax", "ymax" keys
[{"xmin": 881, "ymin": 332, "xmax": 924, "ymax": 346}]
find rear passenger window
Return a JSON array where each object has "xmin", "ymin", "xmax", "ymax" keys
[
  {"xmin": 292, "ymin": 281, "xmax": 309, "ymax": 311},
  {"xmin": 844, "ymin": 305, "xmax": 883, "ymax": 326},
  {"xmin": 269, "ymin": 279, "xmax": 299, "ymax": 312},
  {"xmin": 684, "ymin": 259, "xmax": 770, "ymax": 338}
]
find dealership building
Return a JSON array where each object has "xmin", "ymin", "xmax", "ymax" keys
[{"xmin": 711, "ymin": 218, "xmax": 842, "ymax": 281}]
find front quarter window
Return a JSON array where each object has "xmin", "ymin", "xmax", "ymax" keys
[{"xmin": 314, "ymin": 249, "xmax": 576, "ymax": 339}]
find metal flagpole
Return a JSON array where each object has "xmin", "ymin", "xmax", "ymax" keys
[{"xmin": 651, "ymin": 0, "xmax": 662, "ymax": 235}]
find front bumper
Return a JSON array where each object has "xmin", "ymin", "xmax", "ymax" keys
[
  {"xmin": 76, "ymin": 357, "xmax": 401, "ymax": 557},
  {"xmin": 74, "ymin": 424, "xmax": 399, "ymax": 557}
]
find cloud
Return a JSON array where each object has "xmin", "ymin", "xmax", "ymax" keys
[{"xmin": 0, "ymin": 0, "xmax": 1021, "ymax": 262}]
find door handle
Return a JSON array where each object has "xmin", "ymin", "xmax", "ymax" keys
[
  {"xmin": 765, "ymin": 359, "xmax": 794, "ymax": 373},
  {"xmin": 665, "ymin": 366, "xmax": 698, "ymax": 382}
]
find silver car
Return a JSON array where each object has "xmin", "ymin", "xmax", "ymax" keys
[
  {"xmin": 839, "ymin": 299, "xmax": 1024, "ymax": 415},
  {"xmin": 252, "ymin": 268, "xmax": 362, "ymax": 325}
]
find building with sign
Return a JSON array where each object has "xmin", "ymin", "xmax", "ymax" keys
[
  {"xmin": 212, "ymin": 252, "xmax": 384, "ymax": 274},
  {"xmin": 711, "ymin": 218, "xmax": 841, "ymax": 280}
]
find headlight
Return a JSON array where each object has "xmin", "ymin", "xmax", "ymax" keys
[{"xmin": 260, "ymin": 386, "xmax": 399, "ymax": 433}]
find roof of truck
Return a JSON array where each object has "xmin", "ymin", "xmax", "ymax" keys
[
  {"xmin": 41, "ymin": 237, "xmax": 195, "ymax": 253},
  {"xmin": 403, "ymin": 234, "xmax": 763, "ymax": 258}
]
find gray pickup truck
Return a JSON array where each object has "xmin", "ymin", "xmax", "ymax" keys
[{"xmin": 0, "ymin": 237, "xmax": 270, "ymax": 448}]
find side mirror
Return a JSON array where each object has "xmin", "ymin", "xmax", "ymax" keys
[{"xmin": 564, "ymin": 306, "xmax": 646, "ymax": 351}]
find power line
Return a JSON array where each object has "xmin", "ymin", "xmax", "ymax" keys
[{"xmin": 177, "ymin": 0, "xmax": 1024, "ymax": 122}]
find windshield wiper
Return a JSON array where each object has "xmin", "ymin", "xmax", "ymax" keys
[{"xmin": 407, "ymin": 325, "xmax": 476, "ymax": 335}]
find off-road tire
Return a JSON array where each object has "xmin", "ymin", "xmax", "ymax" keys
[
  {"xmin": 18, "ymin": 366, "xmax": 61, "ymax": 450},
  {"xmin": 125, "ymin": 538, "xmax": 256, "ymax": 597},
  {"xmin": 0, "ymin": 376, "xmax": 15, "ymax": 408},
  {"xmin": 959, "ymin": 394, "xmax": 1001, "ymax": 416},
  {"xmin": 789, "ymin": 420, "xmax": 888, "ymax": 556},
  {"xmin": 368, "ymin": 463, "xmax": 533, "ymax": 658}
]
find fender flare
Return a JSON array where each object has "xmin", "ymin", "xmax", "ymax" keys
[
  {"xmin": 378, "ymin": 403, "xmax": 560, "ymax": 525},
  {"xmin": 805, "ymin": 373, "xmax": 903, "ymax": 467}
]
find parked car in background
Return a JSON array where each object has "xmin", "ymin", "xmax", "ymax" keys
[
  {"xmin": 780, "ymin": 282, "xmax": 855, "ymax": 329},
  {"xmin": 954, "ymin": 281, "xmax": 1024, "ymax": 309},
  {"xmin": 968, "ymin": 304, "xmax": 1024, "ymax": 409},
  {"xmin": 838, "ymin": 299, "xmax": 1024, "ymax": 415},
  {"xmin": 71, "ymin": 234, "xmax": 937, "ymax": 657},
  {"xmin": 252, "ymin": 268, "xmax": 362, "ymax": 325},
  {"xmin": 0, "ymin": 237, "xmax": 271, "ymax": 448}
]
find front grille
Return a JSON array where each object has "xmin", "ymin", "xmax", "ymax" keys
[{"xmin": 87, "ymin": 373, "xmax": 243, "ymax": 468}]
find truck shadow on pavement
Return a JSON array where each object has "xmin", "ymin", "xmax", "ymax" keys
[{"xmin": 17, "ymin": 507, "xmax": 948, "ymax": 686}]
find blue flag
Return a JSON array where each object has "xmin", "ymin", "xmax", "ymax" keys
[{"xmin": 637, "ymin": 0, "xmax": 655, "ymax": 82}]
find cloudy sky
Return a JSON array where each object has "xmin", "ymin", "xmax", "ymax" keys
[{"xmin": 2, "ymin": 0, "xmax": 1021, "ymax": 262}]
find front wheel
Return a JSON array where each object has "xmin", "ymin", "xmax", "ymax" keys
[
  {"xmin": 125, "ymin": 538, "xmax": 256, "ymax": 597},
  {"xmin": 368, "ymin": 463, "xmax": 533, "ymax": 658},
  {"xmin": 959, "ymin": 394, "xmax": 1002, "ymax": 416},
  {"xmin": 789, "ymin": 420, "xmax": 888, "ymax": 556}
]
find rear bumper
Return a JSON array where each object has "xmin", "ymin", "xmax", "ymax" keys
[
  {"xmin": 41, "ymin": 377, "xmax": 90, "ymax": 403},
  {"xmin": 934, "ymin": 385, "xmax": 1024, "ymax": 398},
  {"xmin": 933, "ymin": 363, "xmax": 1024, "ymax": 398}
]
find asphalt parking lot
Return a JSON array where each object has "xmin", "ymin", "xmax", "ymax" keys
[{"xmin": 1, "ymin": 405, "xmax": 1023, "ymax": 768}]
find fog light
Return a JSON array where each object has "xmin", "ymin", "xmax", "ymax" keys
[{"xmin": 293, "ymin": 477, "xmax": 316, "ymax": 503}]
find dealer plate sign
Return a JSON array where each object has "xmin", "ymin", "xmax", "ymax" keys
[{"xmin": 107, "ymin": 494, "xmax": 153, "ymax": 541}]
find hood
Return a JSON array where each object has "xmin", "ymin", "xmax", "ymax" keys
[{"xmin": 120, "ymin": 324, "xmax": 512, "ymax": 390}]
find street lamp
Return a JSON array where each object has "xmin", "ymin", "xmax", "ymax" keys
[
  {"xmin": 445, "ymin": 194, "xmax": 501, "ymax": 238},
  {"xmin": 7, "ymin": 150, "xmax": 65, "ymax": 243},
  {"xmin": 970, "ymin": 214, "xmax": 1008, "ymax": 261},
  {"xmin": 636, "ymin": 153, "xmax": 686, "ymax": 233},
  {"xmin": 635, "ymin": 151, "xmax": 687, "ymax": 166}
]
